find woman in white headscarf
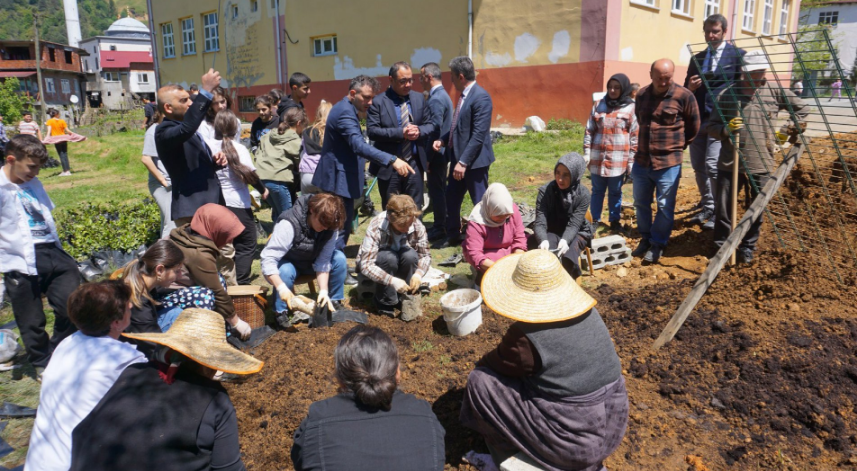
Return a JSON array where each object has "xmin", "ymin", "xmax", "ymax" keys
[{"xmin": 462, "ymin": 183, "xmax": 527, "ymax": 286}]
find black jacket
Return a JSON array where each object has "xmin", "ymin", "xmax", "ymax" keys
[
  {"xmin": 277, "ymin": 95, "xmax": 304, "ymax": 119},
  {"xmin": 367, "ymin": 88, "xmax": 435, "ymax": 178},
  {"xmin": 534, "ymin": 181, "xmax": 592, "ymax": 245}
]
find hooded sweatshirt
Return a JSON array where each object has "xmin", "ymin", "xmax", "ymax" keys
[
  {"xmin": 534, "ymin": 153, "xmax": 592, "ymax": 244},
  {"xmin": 255, "ymin": 128, "xmax": 301, "ymax": 184}
]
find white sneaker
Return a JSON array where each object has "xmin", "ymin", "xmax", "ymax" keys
[{"xmin": 59, "ymin": 171, "xmax": 72, "ymax": 177}]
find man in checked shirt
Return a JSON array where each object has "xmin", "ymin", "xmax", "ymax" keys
[{"xmin": 631, "ymin": 59, "xmax": 701, "ymax": 264}]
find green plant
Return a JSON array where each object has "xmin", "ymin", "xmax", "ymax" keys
[
  {"xmin": 546, "ymin": 118, "xmax": 577, "ymax": 131},
  {"xmin": 55, "ymin": 200, "xmax": 160, "ymax": 260},
  {"xmin": 412, "ymin": 339, "xmax": 434, "ymax": 353},
  {"xmin": 0, "ymin": 77, "xmax": 27, "ymax": 127}
]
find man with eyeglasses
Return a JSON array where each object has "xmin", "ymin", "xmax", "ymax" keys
[{"xmin": 367, "ymin": 61, "xmax": 435, "ymax": 210}]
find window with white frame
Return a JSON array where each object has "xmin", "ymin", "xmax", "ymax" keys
[
  {"xmin": 137, "ymin": 73, "xmax": 149, "ymax": 83},
  {"xmin": 161, "ymin": 23, "xmax": 175, "ymax": 58},
  {"xmin": 181, "ymin": 17, "xmax": 196, "ymax": 55},
  {"xmin": 61, "ymin": 79, "xmax": 70, "ymax": 94},
  {"xmin": 203, "ymin": 12, "xmax": 219, "ymax": 52},
  {"xmin": 672, "ymin": 0, "xmax": 691, "ymax": 15},
  {"xmin": 762, "ymin": 0, "xmax": 774, "ymax": 34},
  {"xmin": 779, "ymin": 0, "xmax": 790, "ymax": 37},
  {"xmin": 818, "ymin": 11, "xmax": 838, "ymax": 25},
  {"xmin": 232, "ymin": 5, "xmax": 238, "ymax": 18},
  {"xmin": 743, "ymin": 0, "xmax": 756, "ymax": 30},
  {"xmin": 45, "ymin": 78, "xmax": 55, "ymax": 93},
  {"xmin": 631, "ymin": 0, "xmax": 657, "ymax": 7},
  {"xmin": 705, "ymin": 0, "xmax": 720, "ymax": 17},
  {"xmin": 103, "ymin": 71, "xmax": 118, "ymax": 82},
  {"xmin": 312, "ymin": 35, "xmax": 337, "ymax": 57},
  {"xmin": 251, "ymin": 0, "xmax": 258, "ymax": 12}
]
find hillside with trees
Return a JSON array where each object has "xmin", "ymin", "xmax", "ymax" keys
[{"xmin": 0, "ymin": 0, "xmax": 147, "ymax": 45}]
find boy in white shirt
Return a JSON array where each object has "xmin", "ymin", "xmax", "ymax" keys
[{"xmin": 0, "ymin": 134, "xmax": 79, "ymax": 380}]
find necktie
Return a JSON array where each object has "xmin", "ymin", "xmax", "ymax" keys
[
  {"xmin": 449, "ymin": 94, "xmax": 464, "ymax": 148},
  {"xmin": 702, "ymin": 50, "xmax": 711, "ymax": 73},
  {"xmin": 400, "ymin": 102, "xmax": 413, "ymax": 163}
]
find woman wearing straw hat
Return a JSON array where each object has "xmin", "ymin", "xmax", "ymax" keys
[
  {"xmin": 69, "ymin": 308, "xmax": 262, "ymax": 471},
  {"xmin": 528, "ymin": 153, "xmax": 592, "ymax": 280},
  {"xmin": 461, "ymin": 250, "xmax": 628, "ymax": 471},
  {"xmin": 292, "ymin": 325, "xmax": 445, "ymax": 471},
  {"xmin": 462, "ymin": 182, "xmax": 527, "ymax": 287}
]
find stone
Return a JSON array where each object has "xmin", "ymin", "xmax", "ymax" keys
[
  {"xmin": 616, "ymin": 267, "xmax": 629, "ymax": 278},
  {"xmin": 523, "ymin": 116, "xmax": 546, "ymax": 132},
  {"xmin": 400, "ymin": 293, "xmax": 422, "ymax": 322},
  {"xmin": 500, "ymin": 452, "xmax": 547, "ymax": 471}
]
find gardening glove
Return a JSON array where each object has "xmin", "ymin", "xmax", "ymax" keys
[
  {"xmin": 727, "ymin": 117, "xmax": 744, "ymax": 133},
  {"xmin": 316, "ymin": 289, "xmax": 335, "ymax": 311},
  {"xmin": 538, "ymin": 240, "xmax": 550, "ymax": 251},
  {"xmin": 390, "ymin": 277, "xmax": 409, "ymax": 293},
  {"xmin": 276, "ymin": 283, "xmax": 295, "ymax": 309},
  {"xmin": 583, "ymin": 149, "xmax": 591, "ymax": 164},
  {"xmin": 776, "ymin": 131, "xmax": 789, "ymax": 145},
  {"xmin": 409, "ymin": 274, "xmax": 422, "ymax": 293},
  {"xmin": 232, "ymin": 317, "xmax": 252, "ymax": 340},
  {"xmin": 556, "ymin": 239, "xmax": 570, "ymax": 257}
]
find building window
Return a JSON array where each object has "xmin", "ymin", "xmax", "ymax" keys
[
  {"xmin": 45, "ymin": 78, "xmax": 55, "ymax": 93},
  {"xmin": 110, "ymin": 45, "xmax": 117, "ymax": 51},
  {"xmin": 181, "ymin": 17, "xmax": 196, "ymax": 55},
  {"xmin": 203, "ymin": 12, "xmax": 219, "ymax": 52},
  {"xmin": 138, "ymin": 73, "xmax": 149, "ymax": 83},
  {"xmin": 818, "ymin": 11, "xmax": 838, "ymax": 26},
  {"xmin": 762, "ymin": 0, "xmax": 773, "ymax": 34},
  {"xmin": 704, "ymin": 0, "xmax": 720, "ymax": 17},
  {"xmin": 312, "ymin": 35, "xmax": 337, "ymax": 57},
  {"xmin": 672, "ymin": 0, "xmax": 691, "ymax": 15},
  {"xmin": 251, "ymin": 0, "xmax": 258, "ymax": 12},
  {"xmin": 232, "ymin": 5, "xmax": 238, "ymax": 18},
  {"xmin": 239, "ymin": 96, "xmax": 255, "ymax": 112},
  {"xmin": 8, "ymin": 47, "xmax": 30, "ymax": 60},
  {"xmin": 48, "ymin": 47, "xmax": 56, "ymax": 62},
  {"xmin": 743, "ymin": 0, "xmax": 756, "ymax": 31},
  {"xmin": 103, "ymin": 72, "xmax": 118, "ymax": 82},
  {"xmin": 779, "ymin": 0, "xmax": 791, "ymax": 37},
  {"xmin": 161, "ymin": 23, "xmax": 175, "ymax": 58},
  {"xmin": 630, "ymin": 0, "xmax": 657, "ymax": 6},
  {"xmin": 61, "ymin": 79, "xmax": 70, "ymax": 94},
  {"xmin": 64, "ymin": 50, "xmax": 73, "ymax": 64}
]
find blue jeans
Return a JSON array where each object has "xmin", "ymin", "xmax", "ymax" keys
[
  {"xmin": 688, "ymin": 120, "xmax": 720, "ymax": 212},
  {"xmin": 632, "ymin": 163, "xmax": 681, "ymax": 247},
  {"xmin": 590, "ymin": 174, "xmax": 625, "ymax": 223},
  {"xmin": 273, "ymin": 249, "xmax": 347, "ymax": 314},
  {"xmin": 263, "ymin": 180, "xmax": 293, "ymax": 220}
]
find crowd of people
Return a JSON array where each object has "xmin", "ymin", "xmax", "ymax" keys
[{"xmin": 0, "ymin": 11, "xmax": 815, "ymax": 471}]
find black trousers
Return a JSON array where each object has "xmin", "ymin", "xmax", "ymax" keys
[
  {"xmin": 227, "ymin": 206, "xmax": 257, "ymax": 285},
  {"xmin": 527, "ymin": 233, "xmax": 589, "ymax": 279},
  {"xmin": 374, "ymin": 247, "xmax": 418, "ymax": 307},
  {"xmin": 378, "ymin": 162, "xmax": 424, "ymax": 211},
  {"xmin": 714, "ymin": 171, "xmax": 770, "ymax": 252},
  {"xmin": 4, "ymin": 244, "xmax": 80, "ymax": 368},
  {"xmin": 55, "ymin": 142, "xmax": 69, "ymax": 172},
  {"xmin": 426, "ymin": 152, "xmax": 448, "ymax": 228}
]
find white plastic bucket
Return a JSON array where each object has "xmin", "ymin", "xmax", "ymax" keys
[{"xmin": 440, "ymin": 289, "xmax": 483, "ymax": 336}]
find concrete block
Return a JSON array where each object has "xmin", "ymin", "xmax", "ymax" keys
[
  {"xmin": 582, "ymin": 247, "xmax": 632, "ymax": 271},
  {"xmin": 500, "ymin": 452, "xmax": 546, "ymax": 471},
  {"xmin": 591, "ymin": 234, "xmax": 627, "ymax": 254},
  {"xmin": 355, "ymin": 273, "xmax": 376, "ymax": 301}
]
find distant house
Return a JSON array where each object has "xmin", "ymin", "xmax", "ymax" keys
[
  {"xmin": 0, "ymin": 39, "xmax": 88, "ymax": 115},
  {"xmin": 79, "ymin": 17, "xmax": 155, "ymax": 110},
  {"xmin": 799, "ymin": 1, "xmax": 857, "ymax": 81}
]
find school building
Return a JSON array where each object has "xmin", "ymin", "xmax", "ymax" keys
[{"xmin": 147, "ymin": 0, "xmax": 802, "ymax": 126}]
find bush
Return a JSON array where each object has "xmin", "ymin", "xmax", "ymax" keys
[
  {"xmin": 546, "ymin": 118, "xmax": 578, "ymax": 131},
  {"xmin": 55, "ymin": 200, "xmax": 161, "ymax": 260}
]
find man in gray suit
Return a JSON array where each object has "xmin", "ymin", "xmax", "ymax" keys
[{"xmin": 420, "ymin": 62, "xmax": 454, "ymax": 242}]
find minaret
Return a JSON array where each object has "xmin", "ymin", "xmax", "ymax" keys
[{"xmin": 62, "ymin": 0, "xmax": 83, "ymax": 47}]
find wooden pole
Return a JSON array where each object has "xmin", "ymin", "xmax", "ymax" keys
[
  {"xmin": 33, "ymin": 12, "xmax": 48, "ymax": 127},
  {"xmin": 731, "ymin": 133, "xmax": 740, "ymax": 265},
  {"xmin": 652, "ymin": 143, "xmax": 804, "ymax": 350}
]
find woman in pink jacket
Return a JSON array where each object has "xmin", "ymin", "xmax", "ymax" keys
[{"xmin": 463, "ymin": 183, "xmax": 527, "ymax": 286}]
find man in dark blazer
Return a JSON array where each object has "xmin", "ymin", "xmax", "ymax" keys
[
  {"xmin": 420, "ymin": 61, "xmax": 454, "ymax": 242},
  {"xmin": 312, "ymin": 75, "xmax": 415, "ymax": 249},
  {"xmin": 367, "ymin": 61, "xmax": 435, "ymax": 210},
  {"xmin": 432, "ymin": 56, "xmax": 495, "ymax": 247},
  {"xmin": 155, "ymin": 68, "xmax": 227, "ymax": 225},
  {"xmin": 683, "ymin": 13, "xmax": 744, "ymax": 230}
]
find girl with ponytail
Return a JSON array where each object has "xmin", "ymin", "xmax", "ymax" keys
[{"xmin": 292, "ymin": 326, "xmax": 445, "ymax": 470}]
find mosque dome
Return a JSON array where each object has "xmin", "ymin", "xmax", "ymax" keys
[{"xmin": 105, "ymin": 17, "xmax": 151, "ymax": 39}]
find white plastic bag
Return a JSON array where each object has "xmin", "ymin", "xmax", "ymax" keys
[{"xmin": 0, "ymin": 329, "xmax": 21, "ymax": 364}]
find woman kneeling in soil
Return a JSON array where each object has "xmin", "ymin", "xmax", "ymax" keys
[
  {"xmin": 461, "ymin": 250, "xmax": 628, "ymax": 471},
  {"xmin": 70, "ymin": 308, "xmax": 262, "ymax": 471},
  {"xmin": 291, "ymin": 325, "xmax": 445, "ymax": 471},
  {"xmin": 462, "ymin": 183, "xmax": 527, "ymax": 286},
  {"xmin": 356, "ymin": 195, "xmax": 431, "ymax": 320},
  {"xmin": 261, "ymin": 192, "xmax": 347, "ymax": 328},
  {"xmin": 169, "ymin": 204, "xmax": 252, "ymax": 340},
  {"xmin": 528, "ymin": 153, "xmax": 592, "ymax": 279}
]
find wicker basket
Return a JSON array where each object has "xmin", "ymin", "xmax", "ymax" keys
[{"xmin": 227, "ymin": 285, "xmax": 269, "ymax": 329}]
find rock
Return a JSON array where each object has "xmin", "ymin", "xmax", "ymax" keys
[
  {"xmin": 616, "ymin": 267, "xmax": 629, "ymax": 278},
  {"xmin": 711, "ymin": 397, "xmax": 727, "ymax": 410},
  {"xmin": 523, "ymin": 116, "xmax": 546, "ymax": 132},
  {"xmin": 400, "ymin": 294, "xmax": 422, "ymax": 322},
  {"xmin": 788, "ymin": 303, "xmax": 801, "ymax": 312}
]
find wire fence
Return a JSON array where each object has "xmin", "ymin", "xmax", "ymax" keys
[{"xmin": 690, "ymin": 30, "xmax": 857, "ymax": 284}]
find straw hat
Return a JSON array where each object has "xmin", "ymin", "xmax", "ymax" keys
[
  {"xmin": 481, "ymin": 250, "xmax": 597, "ymax": 323},
  {"xmin": 122, "ymin": 308, "xmax": 264, "ymax": 375}
]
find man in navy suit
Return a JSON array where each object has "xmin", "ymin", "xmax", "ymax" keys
[
  {"xmin": 155, "ymin": 68, "xmax": 227, "ymax": 225},
  {"xmin": 432, "ymin": 56, "xmax": 495, "ymax": 247},
  {"xmin": 683, "ymin": 14, "xmax": 744, "ymax": 230},
  {"xmin": 420, "ymin": 62, "xmax": 454, "ymax": 242},
  {"xmin": 312, "ymin": 75, "xmax": 415, "ymax": 249},
  {"xmin": 367, "ymin": 61, "xmax": 435, "ymax": 210}
]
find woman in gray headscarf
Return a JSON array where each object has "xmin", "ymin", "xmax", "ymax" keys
[{"xmin": 528, "ymin": 153, "xmax": 592, "ymax": 279}]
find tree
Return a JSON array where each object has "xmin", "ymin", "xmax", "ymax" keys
[
  {"xmin": 849, "ymin": 49, "xmax": 857, "ymax": 88},
  {"xmin": 0, "ymin": 78, "xmax": 29, "ymax": 127},
  {"xmin": 791, "ymin": 25, "xmax": 834, "ymax": 80}
]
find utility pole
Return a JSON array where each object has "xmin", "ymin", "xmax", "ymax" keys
[{"xmin": 33, "ymin": 11, "xmax": 48, "ymax": 127}]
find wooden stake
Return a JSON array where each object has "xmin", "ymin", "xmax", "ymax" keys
[
  {"xmin": 731, "ymin": 133, "xmax": 740, "ymax": 266},
  {"xmin": 652, "ymin": 143, "xmax": 804, "ymax": 350}
]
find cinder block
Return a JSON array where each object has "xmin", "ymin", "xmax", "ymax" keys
[
  {"xmin": 591, "ymin": 234, "xmax": 627, "ymax": 254},
  {"xmin": 582, "ymin": 247, "xmax": 632, "ymax": 271},
  {"xmin": 500, "ymin": 452, "xmax": 546, "ymax": 471},
  {"xmin": 355, "ymin": 273, "xmax": 376, "ymax": 300}
]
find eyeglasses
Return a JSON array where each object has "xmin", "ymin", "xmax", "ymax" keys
[{"xmin": 396, "ymin": 78, "xmax": 414, "ymax": 85}]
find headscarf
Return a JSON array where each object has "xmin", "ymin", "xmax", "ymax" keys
[
  {"xmin": 469, "ymin": 183, "xmax": 515, "ymax": 228},
  {"xmin": 555, "ymin": 153, "xmax": 586, "ymax": 206},
  {"xmin": 190, "ymin": 204, "xmax": 244, "ymax": 248},
  {"xmin": 604, "ymin": 73, "xmax": 634, "ymax": 109}
]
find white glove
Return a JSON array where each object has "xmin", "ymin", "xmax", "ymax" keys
[
  {"xmin": 317, "ymin": 289, "xmax": 335, "ymax": 311},
  {"xmin": 583, "ymin": 149, "xmax": 591, "ymax": 164},
  {"xmin": 538, "ymin": 240, "xmax": 550, "ymax": 250},
  {"xmin": 276, "ymin": 283, "xmax": 294, "ymax": 309},
  {"xmin": 390, "ymin": 277, "xmax": 409, "ymax": 293},
  {"xmin": 557, "ymin": 239, "xmax": 570, "ymax": 257},
  {"xmin": 232, "ymin": 317, "xmax": 252, "ymax": 340}
]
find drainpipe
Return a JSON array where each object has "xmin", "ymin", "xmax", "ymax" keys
[
  {"xmin": 274, "ymin": 0, "xmax": 284, "ymax": 90},
  {"xmin": 731, "ymin": 0, "xmax": 739, "ymax": 40},
  {"xmin": 146, "ymin": 0, "xmax": 161, "ymax": 90},
  {"xmin": 468, "ymin": 0, "xmax": 473, "ymax": 58}
]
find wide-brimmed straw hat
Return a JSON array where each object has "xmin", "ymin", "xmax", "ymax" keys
[
  {"xmin": 122, "ymin": 308, "xmax": 264, "ymax": 375},
  {"xmin": 481, "ymin": 250, "xmax": 597, "ymax": 323}
]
